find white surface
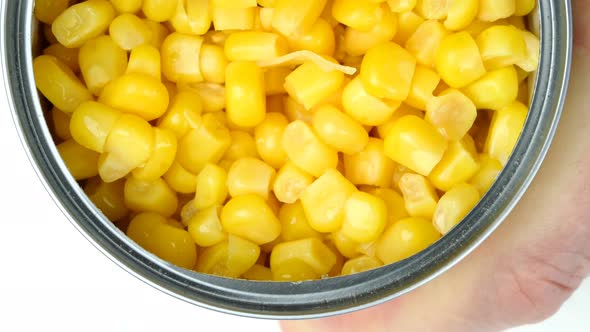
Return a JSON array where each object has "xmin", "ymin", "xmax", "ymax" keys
[{"xmin": 0, "ymin": 63, "xmax": 588, "ymax": 332}]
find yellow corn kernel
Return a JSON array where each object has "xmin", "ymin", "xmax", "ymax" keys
[
  {"xmin": 69, "ymin": 101, "xmax": 121, "ymax": 153},
  {"xmin": 109, "ymin": 14, "xmax": 152, "ymax": 51},
  {"xmin": 515, "ymin": 0, "xmax": 535, "ymax": 16},
  {"xmin": 331, "ymin": 231, "xmax": 361, "ymax": 258},
  {"xmin": 425, "ymin": 89, "xmax": 477, "ymax": 140},
  {"xmin": 469, "ymin": 154, "xmax": 503, "ymax": 194},
  {"xmin": 225, "ymin": 32, "xmax": 288, "ymax": 62},
  {"xmin": 267, "ymin": 192, "xmax": 282, "ymax": 217},
  {"xmin": 272, "ymin": 258, "xmax": 320, "ymax": 281},
  {"xmin": 110, "ymin": 0, "xmax": 142, "ymax": 13},
  {"xmin": 415, "ymin": 0, "xmax": 448, "ymax": 19},
  {"xmin": 406, "ymin": 20, "xmax": 448, "ymax": 68},
  {"xmin": 436, "ymin": 32, "xmax": 486, "ymax": 88},
  {"xmin": 376, "ymin": 104, "xmax": 423, "ymax": 139},
  {"xmin": 341, "ymin": 192, "xmax": 387, "ymax": 243},
  {"xmin": 225, "ymin": 61, "xmax": 266, "ymax": 128},
  {"xmin": 99, "ymin": 114, "xmax": 154, "ymax": 182},
  {"xmin": 142, "ymin": 0, "xmax": 178, "ymax": 22},
  {"xmin": 342, "ymin": 77, "xmax": 400, "ymax": 126},
  {"xmin": 221, "ymin": 194, "xmax": 281, "ymax": 245},
  {"xmin": 284, "ymin": 61, "xmax": 344, "ymax": 111},
  {"xmin": 476, "ymin": 25, "xmax": 526, "ymax": 70},
  {"xmin": 399, "ymin": 173, "xmax": 439, "ymax": 218},
  {"xmin": 282, "ymin": 96, "xmax": 313, "ymax": 124},
  {"xmin": 199, "ymin": 44, "xmax": 228, "ymax": 84},
  {"xmin": 195, "ymin": 241, "xmax": 232, "ymax": 276},
  {"xmin": 444, "ymin": 0, "xmax": 479, "ymax": 31},
  {"xmin": 341, "ymin": 255, "xmax": 383, "ymax": 275},
  {"xmin": 243, "ymin": 264, "xmax": 273, "ymax": 280},
  {"xmin": 279, "ymin": 202, "xmax": 322, "ymax": 241},
  {"xmin": 52, "ymin": 0, "xmax": 115, "ymax": 48},
  {"xmin": 169, "ymin": 0, "xmax": 211, "ymax": 35},
  {"xmin": 253, "ymin": 112, "xmax": 289, "ymax": 169},
  {"xmin": 376, "ymin": 217, "xmax": 440, "ymax": 264},
  {"xmin": 361, "ymin": 42, "xmax": 416, "ymax": 101},
  {"xmin": 433, "ymin": 183, "xmax": 480, "ymax": 234},
  {"xmin": 226, "ymin": 235, "xmax": 261, "ymax": 277},
  {"xmin": 273, "ymin": 162, "xmax": 314, "ymax": 204},
  {"xmin": 124, "ymin": 177, "xmax": 179, "ymax": 217},
  {"xmin": 33, "ymin": 55, "xmax": 92, "ymax": 113},
  {"xmin": 79, "ymin": 36, "xmax": 128, "ymax": 96},
  {"xmin": 282, "ymin": 121, "xmax": 338, "ymax": 177},
  {"xmin": 344, "ymin": 138, "xmax": 395, "ymax": 187},
  {"xmin": 177, "ymin": 113, "xmax": 231, "ymax": 173},
  {"xmin": 272, "ymin": 0, "xmax": 327, "ymax": 37},
  {"xmin": 485, "ymin": 101, "xmax": 527, "ymax": 165},
  {"xmin": 43, "ymin": 43, "xmax": 80, "ymax": 73},
  {"xmin": 212, "ymin": 0, "xmax": 257, "ymax": 7},
  {"xmin": 144, "ymin": 19, "xmax": 169, "ymax": 48},
  {"xmin": 287, "ymin": 18, "xmax": 335, "ymax": 56},
  {"xmin": 516, "ymin": 31, "xmax": 540, "ymax": 73},
  {"xmin": 394, "ymin": 10, "xmax": 424, "ymax": 45},
  {"xmin": 429, "ymin": 135, "xmax": 480, "ymax": 191},
  {"xmin": 344, "ymin": 6, "xmax": 397, "ymax": 57},
  {"xmin": 300, "ymin": 169, "xmax": 356, "ymax": 232},
  {"xmin": 162, "ymin": 161, "xmax": 197, "ymax": 194},
  {"xmin": 387, "ymin": 0, "xmax": 416, "ymax": 12},
  {"xmin": 35, "ymin": 0, "xmax": 69, "ymax": 24},
  {"xmin": 179, "ymin": 199, "xmax": 199, "ymax": 225},
  {"xmin": 264, "ymin": 67, "xmax": 291, "ymax": 96},
  {"xmin": 478, "ymin": 0, "xmax": 515, "ymax": 22},
  {"xmin": 99, "ymin": 73, "xmax": 169, "ymax": 121},
  {"xmin": 157, "ymin": 89, "xmax": 203, "ymax": 139},
  {"xmin": 212, "ymin": 6, "xmax": 256, "ymax": 31},
  {"xmin": 463, "ymin": 66, "xmax": 519, "ymax": 111},
  {"xmin": 57, "ymin": 140, "xmax": 100, "ymax": 180},
  {"xmin": 227, "ymin": 158, "xmax": 276, "ymax": 199},
  {"xmin": 126, "ymin": 44, "xmax": 161, "ymax": 80},
  {"xmin": 187, "ymin": 205, "xmax": 226, "ymax": 247},
  {"xmin": 184, "ymin": 83, "xmax": 223, "ymax": 113},
  {"xmin": 127, "ymin": 213, "xmax": 197, "ymax": 269},
  {"xmin": 133, "ymin": 128, "xmax": 177, "ymax": 181},
  {"xmin": 167, "ymin": 219, "xmax": 185, "ymax": 229},
  {"xmin": 271, "ymin": 238, "xmax": 337, "ymax": 276},
  {"xmin": 161, "ymin": 32, "xmax": 204, "ymax": 83},
  {"xmin": 52, "ymin": 107, "xmax": 72, "ymax": 141},
  {"xmin": 332, "ymin": 0, "xmax": 381, "ymax": 32},
  {"xmin": 384, "ymin": 115, "xmax": 448, "ymax": 176},
  {"xmin": 193, "ymin": 163, "xmax": 228, "ymax": 210},
  {"xmin": 223, "ymin": 131, "xmax": 258, "ymax": 162},
  {"xmin": 84, "ymin": 178, "xmax": 129, "ymax": 221},
  {"xmin": 258, "ymin": 7, "xmax": 274, "ymax": 31},
  {"xmin": 406, "ymin": 66, "xmax": 441, "ymax": 110},
  {"xmin": 364, "ymin": 187, "xmax": 409, "ymax": 225},
  {"xmin": 312, "ymin": 105, "xmax": 369, "ymax": 155}
]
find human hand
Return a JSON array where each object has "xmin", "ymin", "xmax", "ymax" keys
[{"xmin": 282, "ymin": 2, "xmax": 590, "ymax": 331}]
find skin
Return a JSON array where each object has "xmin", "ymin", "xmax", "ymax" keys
[{"xmin": 282, "ymin": 2, "xmax": 590, "ymax": 331}]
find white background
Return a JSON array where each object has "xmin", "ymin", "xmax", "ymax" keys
[{"xmin": 0, "ymin": 52, "xmax": 588, "ymax": 332}]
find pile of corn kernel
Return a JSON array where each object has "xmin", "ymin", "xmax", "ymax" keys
[{"xmin": 33, "ymin": 0, "xmax": 539, "ymax": 281}]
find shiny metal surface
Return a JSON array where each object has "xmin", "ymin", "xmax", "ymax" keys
[{"xmin": 1, "ymin": 0, "xmax": 572, "ymax": 319}]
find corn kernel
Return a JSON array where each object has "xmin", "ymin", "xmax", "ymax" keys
[
  {"xmin": 35, "ymin": 0, "xmax": 69, "ymax": 24},
  {"xmin": 127, "ymin": 212, "xmax": 197, "ymax": 269},
  {"xmin": 312, "ymin": 105, "xmax": 369, "ymax": 155},
  {"xmin": 476, "ymin": 25, "xmax": 526, "ymax": 70},
  {"xmin": 463, "ymin": 66, "xmax": 519, "ymax": 111},
  {"xmin": 162, "ymin": 161, "xmax": 197, "ymax": 194},
  {"xmin": 425, "ymin": 89, "xmax": 477, "ymax": 140},
  {"xmin": 331, "ymin": 231, "xmax": 361, "ymax": 258},
  {"xmin": 144, "ymin": 19, "xmax": 170, "ymax": 48},
  {"xmin": 226, "ymin": 235, "xmax": 261, "ymax": 277},
  {"xmin": 341, "ymin": 192, "xmax": 387, "ymax": 243},
  {"xmin": 133, "ymin": 128, "xmax": 177, "ymax": 181},
  {"xmin": 272, "ymin": 258, "xmax": 320, "ymax": 281},
  {"xmin": 300, "ymin": 169, "xmax": 356, "ymax": 232},
  {"xmin": 78, "ymin": 36, "xmax": 128, "ymax": 96},
  {"xmin": 406, "ymin": 20, "xmax": 449, "ymax": 68},
  {"xmin": 343, "ymin": 6, "xmax": 396, "ymax": 57},
  {"xmin": 344, "ymin": 138, "xmax": 394, "ymax": 187},
  {"xmin": 253, "ymin": 112, "xmax": 289, "ymax": 169},
  {"xmin": 515, "ymin": 0, "xmax": 535, "ymax": 16},
  {"xmin": 43, "ymin": 43, "xmax": 79, "ymax": 73},
  {"xmin": 212, "ymin": 6, "xmax": 256, "ymax": 31},
  {"xmin": 199, "ymin": 44, "xmax": 228, "ymax": 84},
  {"xmin": 341, "ymin": 255, "xmax": 383, "ymax": 275},
  {"xmin": 126, "ymin": 44, "xmax": 161, "ymax": 80},
  {"xmin": 264, "ymin": 68, "xmax": 291, "ymax": 96},
  {"xmin": 52, "ymin": 0, "xmax": 115, "ymax": 48},
  {"xmin": 33, "ymin": 55, "xmax": 93, "ymax": 113},
  {"xmin": 99, "ymin": 73, "xmax": 169, "ymax": 121},
  {"xmin": 282, "ymin": 121, "xmax": 338, "ymax": 177},
  {"xmin": 342, "ymin": 77, "xmax": 400, "ymax": 126},
  {"xmin": 227, "ymin": 158, "xmax": 276, "ymax": 199},
  {"xmin": 429, "ymin": 135, "xmax": 479, "ymax": 191},
  {"xmin": 436, "ymin": 32, "xmax": 486, "ymax": 88},
  {"xmin": 415, "ymin": 0, "xmax": 448, "ymax": 19},
  {"xmin": 195, "ymin": 241, "xmax": 232, "ymax": 276},
  {"xmin": 516, "ymin": 31, "xmax": 540, "ymax": 73},
  {"xmin": 225, "ymin": 61, "xmax": 266, "ymax": 128},
  {"xmin": 124, "ymin": 177, "xmax": 179, "ymax": 217},
  {"xmin": 384, "ymin": 115, "xmax": 448, "ymax": 176},
  {"xmin": 161, "ymin": 32, "xmax": 204, "ymax": 84},
  {"xmin": 273, "ymin": 162, "xmax": 314, "ymax": 204},
  {"xmin": 157, "ymin": 89, "xmax": 203, "ymax": 139},
  {"xmin": 279, "ymin": 202, "xmax": 322, "ymax": 241},
  {"xmin": 271, "ymin": 238, "xmax": 337, "ymax": 276},
  {"xmin": 361, "ymin": 42, "xmax": 416, "ymax": 100},
  {"xmin": 193, "ymin": 163, "xmax": 228, "ymax": 210},
  {"xmin": 225, "ymin": 32, "xmax": 288, "ymax": 62},
  {"xmin": 284, "ymin": 61, "xmax": 344, "ymax": 111},
  {"xmin": 469, "ymin": 154, "xmax": 503, "ymax": 194},
  {"xmin": 57, "ymin": 140, "xmax": 100, "ymax": 180},
  {"xmin": 378, "ymin": 105, "xmax": 422, "ymax": 138},
  {"xmin": 142, "ymin": 0, "xmax": 178, "ymax": 22},
  {"xmin": 109, "ymin": 14, "xmax": 152, "ymax": 51},
  {"xmin": 485, "ymin": 101, "xmax": 527, "ymax": 165},
  {"xmin": 110, "ymin": 0, "xmax": 142, "ymax": 13},
  {"xmin": 187, "ymin": 205, "xmax": 227, "ymax": 247},
  {"xmin": 70, "ymin": 101, "xmax": 121, "ymax": 153},
  {"xmin": 271, "ymin": 0, "xmax": 327, "ymax": 37},
  {"xmin": 282, "ymin": 97, "xmax": 313, "ymax": 124},
  {"xmin": 406, "ymin": 66, "xmax": 441, "ymax": 110},
  {"xmin": 288, "ymin": 18, "xmax": 335, "ymax": 56},
  {"xmin": 184, "ymin": 83, "xmax": 224, "ymax": 113},
  {"xmin": 376, "ymin": 217, "xmax": 440, "ymax": 264},
  {"xmin": 433, "ymin": 183, "xmax": 480, "ymax": 234},
  {"xmin": 84, "ymin": 178, "xmax": 128, "ymax": 221},
  {"xmin": 399, "ymin": 173, "xmax": 439, "ymax": 218},
  {"xmin": 478, "ymin": 0, "xmax": 515, "ymax": 22},
  {"xmin": 170, "ymin": 0, "xmax": 211, "ymax": 35},
  {"xmin": 167, "ymin": 219, "xmax": 185, "ymax": 229},
  {"xmin": 177, "ymin": 113, "xmax": 231, "ymax": 174},
  {"xmin": 394, "ymin": 10, "xmax": 424, "ymax": 45},
  {"xmin": 179, "ymin": 199, "xmax": 199, "ymax": 225},
  {"xmin": 221, "ymin": 194, "xmax": 281, "ymax": 245},
  {"xmin": 243, "ymin": 264, "xmax": 274, "ymax": 280},
  {"xmin": 364, "ymin": 187, "xmax": 409, "ymax": 225},
  {"xmin": 387, "ymin": 0, "xmax": 416, "ymax": 12},
  {"xmin": 334, "ymin": 0, "xmax": 384, "ymax": 32},
  {"xmin": 223, "ymin": 131, "xmax": 258, "ymax": 162},
  {"xmin": 52, "ymin": 107, "xmax": 72, "ymax": 141},
  {"xmin": 444, "ymin": 0, "xmax": 479, "ymax": 31}
]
